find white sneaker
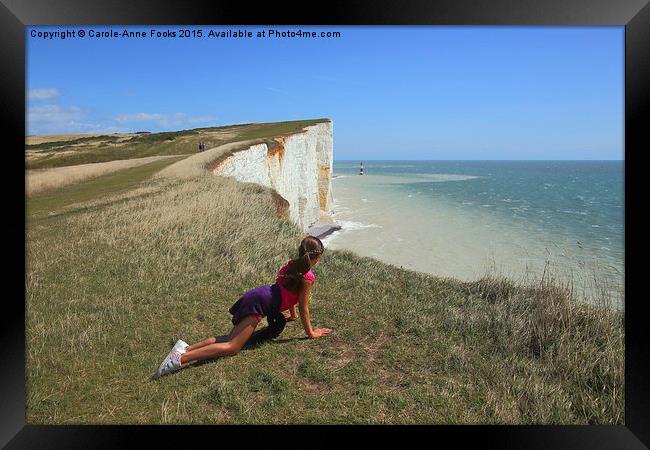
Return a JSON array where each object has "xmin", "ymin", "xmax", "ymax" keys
[
  {"xmin": 155, "ymin": 349, "xmax": 183, "ymax": 379},
  {"xmin": 153, "ymin": 343, "xmax": 185, "ymax": 380},
  {"xmin": 173, "ymin": 339, "xmax": 189, "ymax": 354},
  {"xmin": 152, "ymin": 351, "xmax": 171, "ymax": 380}
]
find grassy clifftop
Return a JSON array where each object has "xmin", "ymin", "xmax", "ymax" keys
[
  {"xmin": 26, "ymin": 120, "xmax": 623, "ymax": 424},
  {"xmin": 26, "ymin": 118, "xmax": 330, "ymax": 170}
]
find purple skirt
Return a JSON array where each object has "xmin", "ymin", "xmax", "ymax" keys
[{"xmin": 229, "ymin": 283, "xmax": 282, "ymax": 325}]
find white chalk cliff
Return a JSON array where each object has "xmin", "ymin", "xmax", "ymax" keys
[{"xmin": 213, "ymin": 120, "xmax": 334, "ymax": 231}]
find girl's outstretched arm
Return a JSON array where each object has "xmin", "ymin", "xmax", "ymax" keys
[{"xmin": 298, "ymin": 281, "xmax": 332, "ymax": 339}]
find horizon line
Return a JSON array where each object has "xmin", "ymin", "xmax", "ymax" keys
[{"xmin": 333, "ymin": 158, "xmax": 624, "ymax": 162}]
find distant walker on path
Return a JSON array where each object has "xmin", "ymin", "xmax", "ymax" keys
[{"xmin": 359, "ymin": 161, "xmax": 364, "ymax": 175}]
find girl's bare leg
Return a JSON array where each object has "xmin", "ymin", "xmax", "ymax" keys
[
  {"xmin": 186, "ymin": 318, "xmax": 254, "ymax": 352},
  {"xmin": 180, "ymin": 315, "xmax": 259, "ymax": 365},
  {"xmin": 185, "ymin": 337, "xmax": 217, "ymax": 352},
  {"xmin": 185, "ymin": 332, "xmax": 231, "ymax": 352}
]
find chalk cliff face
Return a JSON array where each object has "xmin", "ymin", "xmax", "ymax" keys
[{"xmin": 213, "ymin": 121, "xmax": 333, "ymax": 230}]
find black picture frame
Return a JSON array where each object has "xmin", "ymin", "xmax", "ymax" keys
[{"xmin": 3, "ymin": 0, "xmax": 647, "ymax": 448}]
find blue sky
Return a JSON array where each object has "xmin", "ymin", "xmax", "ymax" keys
[{"xmin": 27, "ymin": 26, "xmax": 623, "ymax": 160}]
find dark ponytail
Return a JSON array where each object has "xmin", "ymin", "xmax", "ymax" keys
[
  {"xmin": 280, "ymin": 235, "xmax": 325, "ymax": 293},
  {"xmin": 280, "ymin": 253, "xmax": 311, "ymax": 292}
]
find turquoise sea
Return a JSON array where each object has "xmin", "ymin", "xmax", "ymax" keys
[{"xmin": 324, "ymin": 161, "xmax": 624, "ymax": 306}]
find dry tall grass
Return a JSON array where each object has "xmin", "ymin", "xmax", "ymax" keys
[
  {"xmin": 465, "ymin": 275, "xmax": 624, "ymax": 423},
  {"xmin": 26, "ymin": 134, "xmax": 108, "ymax": 145}
]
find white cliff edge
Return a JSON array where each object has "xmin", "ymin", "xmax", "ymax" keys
[{"xmin": 212, "ymin": 120, "xmax": 340, "ymax": 237}]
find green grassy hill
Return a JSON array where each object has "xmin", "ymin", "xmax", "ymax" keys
[{"xmin": 25, "ymin": 120, "xmax": 623, "ymax": 424}]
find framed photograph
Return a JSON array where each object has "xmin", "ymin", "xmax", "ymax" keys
[{"xmin": 3, "ymin": 0, "xmax": 648, "ymax": 447}]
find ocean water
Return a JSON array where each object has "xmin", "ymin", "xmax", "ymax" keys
[{"xmin": 324, "ymin": 161, "xmax": 624, "ymax": 306}]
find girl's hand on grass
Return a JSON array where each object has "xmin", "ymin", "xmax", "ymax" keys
[{"xmin": 309, "ymin": 328, "xmax": 332, "ymax": 339}]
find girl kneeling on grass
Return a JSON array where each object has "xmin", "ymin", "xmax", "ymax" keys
[{"xmin": 153, "ymin": 235, "xmax": 332, "ymax": 379}]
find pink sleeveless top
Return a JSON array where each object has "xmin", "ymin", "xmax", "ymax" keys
[{"xmin": 276, "ymin": 260, "xmax": 315, "ymax": 312}]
